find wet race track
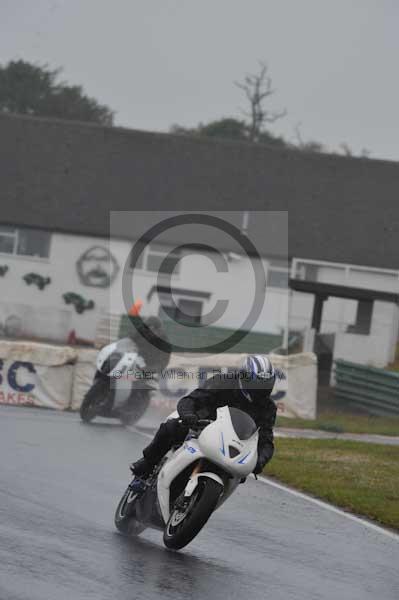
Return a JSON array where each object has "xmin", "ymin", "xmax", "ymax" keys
[{"xmin": 1, "ymin": 405, "xmax": 399, "ymax": 600}]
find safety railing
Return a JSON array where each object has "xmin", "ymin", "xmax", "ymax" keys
[{"xmin": 334, "ymin": 359, "xmax": 399, "ymax": 416}]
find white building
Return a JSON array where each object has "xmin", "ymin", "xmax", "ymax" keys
[
  {"xmin": 0, "ymin": 222, "xmax": 289, "ymax": 349},
  {"xmin": 1, "ymin": 113, "xmax": 398, "ymax": 375},
  {"xmin": 290, "ymin": 258, "xmax": 399, "ymax": 375}
]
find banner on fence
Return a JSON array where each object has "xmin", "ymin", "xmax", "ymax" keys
[
  {"xmin": 150, "ymin": 352, "xmax": 317, "ymax": 420},
  {"xmin": 0, "ymin": 341, "xmax": 317, "ymax": 420},
  {"xmin": 0, "ymin": 358, "xmax": 73, "ymax": 409}
]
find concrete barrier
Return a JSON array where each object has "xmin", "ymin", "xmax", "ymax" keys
[
  {"xmin": 0, "ymin": 341, "xmax": 317, "ymax": 419},
  {"xmin": 70, "ymin": 348, "xmax": 98, "ymax": 411}
]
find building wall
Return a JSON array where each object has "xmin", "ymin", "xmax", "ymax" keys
[
  {"xmin": 108, "ymin": 238, "xmax": 289, "ymax": 338},
  {"xmin": 332, "ymin": 302, "xmax": 399, "ymax": 370},
  {"xmin": 291, "ymin": 263, "xmax": 399, "ymax": 332},
  {"xmin": 0, "ymin": 230, "xmax": 289, "ymax": 343},
  {"xmin": 3, "ymin": 230, "xmax": 396, "ymax": 367},
  {"xmin": 290, "ymin": 261, "xmax": 399, "ymax": 367},
  {"xmin": 0, "ymin": 233, "xmax": 111, "ymax": 342}
]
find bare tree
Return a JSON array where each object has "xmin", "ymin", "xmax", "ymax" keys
[{"xmin": 235, "ymin": 61, "xmax": 286, "ymax": 142}]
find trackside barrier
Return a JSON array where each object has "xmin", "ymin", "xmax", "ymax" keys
[
  {"xmin": 0, "ymin": 340, "xmax": 79, "ymax": 409},
  {"xmin": 150, "ymin": 352, "xmax": 317, "ymax": 420},
  {"xmin": 0, "ymin": 340, "xmax": 317, "ymax": 419},
  {"xmin": 334, "ymin": 359, "xmax": 399, "ymax": 416}
]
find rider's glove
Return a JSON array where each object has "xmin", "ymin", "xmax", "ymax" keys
[{"xmin": 181, "ymin": 413, "xmax": 199, "ymax": 428}]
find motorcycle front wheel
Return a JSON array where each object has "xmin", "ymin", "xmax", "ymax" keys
[
  {"xmin": 163, "ymin": 477, "xmax": 223, "ymax": 550},
  {"xmin": 114, "ymin": 486, "xmax": 146, "ymax": 536},
  {"xmin": 79, "ymin": 378, "xmax": 108, "ymax": 423}
]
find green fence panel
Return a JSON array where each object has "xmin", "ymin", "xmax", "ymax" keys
[
  {"xmin": 335, "ymin": 359, "xmax": 399, "ymax": 416},
  {"xmin": 119, "ymin": 315, "xmax": 282, "ymax": 355}
]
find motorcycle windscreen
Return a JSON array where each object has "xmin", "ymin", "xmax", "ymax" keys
[{"xmin": 228, "ymin": 407, "xmax": 257, "ymax": 440}]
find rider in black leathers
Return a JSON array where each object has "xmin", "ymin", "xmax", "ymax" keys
[
  {"xmin": 132, "ymin": 354, "xmax": 278, "ymax": 477},
  {"xmin": 130, "ymin": 316, "xmax": 171, "ymax": 373}
]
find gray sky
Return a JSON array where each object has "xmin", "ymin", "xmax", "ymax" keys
[{"xmin": 1, "ymin": 0, "xmax": 398, "ymax": 160}]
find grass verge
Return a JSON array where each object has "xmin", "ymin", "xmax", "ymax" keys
[
  {"xmin": 276, "ymin": 413, "xmax": 399, "ymax": 436},
  {"xmin": 265, "ymin": 438, "xmax": 399, "ymax": 531}
]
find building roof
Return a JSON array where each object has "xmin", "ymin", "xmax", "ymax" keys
[
  {"xmin": 290, "ymin": 279, "xmax": 399, "ymax": 304},
  {"xmin": 1, "ymin": 112, "xmax": 399, "ymax": 268}
]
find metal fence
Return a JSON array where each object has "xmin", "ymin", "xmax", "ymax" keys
[{"xmin": 334, "ymin": 359, "xmax": 399, "ymax": 416}]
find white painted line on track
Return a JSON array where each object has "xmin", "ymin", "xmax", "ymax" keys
[{"xmin": 128, "ymin": 424, "xmax": 399, "ymax": 542}]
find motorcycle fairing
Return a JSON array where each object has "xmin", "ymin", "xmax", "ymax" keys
[
  {"xmin": 157, "ymin": 406, "xmax": 258, "ymax": 523},
  {"xmin": 96, "ymin": 339, "xmax": 145, "ymax": 378},
  {"xmin": 197, "ymin": 406, "xmax": 258, "ymax": 477},
  {"xmin": 157, "ymin": 442, "xmax": 202, "ymax": 523}
]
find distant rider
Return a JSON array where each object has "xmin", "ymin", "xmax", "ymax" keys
[{"xmin": 82, "ymin": 316, "xmax": 171, "ymax": 411}]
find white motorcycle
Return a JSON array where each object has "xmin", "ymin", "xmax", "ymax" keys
[
  {"xmin": 80, "ymin": 338, "xmax": 155, "ymax": 425},
  {"xmin": 114, "ymin": 405, "xmax": 259, "ymax": 550}
]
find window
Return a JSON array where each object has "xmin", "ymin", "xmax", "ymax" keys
[
  {"xmin": 346, "ymin": 300, "xmax": 373, "ymax": 335},
  {"xmin": 131, "ymin": 244, "xmax": 181, "ymax": 275},
  {"xmin": 304, "ymin": 264, "xmax": 319, "ymax": 282},
  {"xmin": 0, "ymin": 226, "xmax": 51, "ymax": 258},
  {"xmin": 267, "ymin": 266, "xmax": 289, "ymax": 289},
  {"xmin": 176, "ymin": 299, "xmax": 203, "ymax": 325}
]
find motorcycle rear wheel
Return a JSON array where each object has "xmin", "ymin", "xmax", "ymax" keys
[
  {"xmin": 163, "ymin": 477, "xmax": 223, "ymax": 550},
  {"xmin": 119, "ymin": 391, "xmax": 150, "ymax": 426}
]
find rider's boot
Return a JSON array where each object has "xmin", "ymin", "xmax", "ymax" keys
[{"xmin": 130, "ymin": 419, "xmax": 185, "ymax": 479}]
